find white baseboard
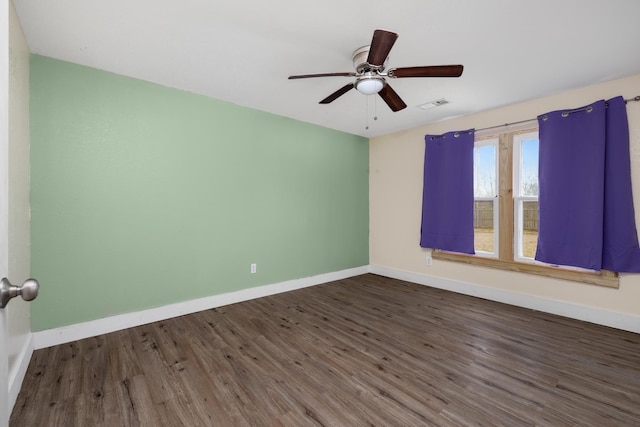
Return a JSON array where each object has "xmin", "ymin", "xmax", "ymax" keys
[
  {"xmin": 370, "ymin": 265, "xmax": 640, "ymax": 334},
  {"xmin": 33, "ymin": 266, "xmax": 369, "ymax": 350},
  {"xmin": 31, "ymin": 263, "xmax": 639, "ymax": 350},
  {"xmin": 8, "ymin": 334, "xmax": 33, "ymax": 414}
]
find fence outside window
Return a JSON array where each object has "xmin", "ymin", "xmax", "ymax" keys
[{"xmin": 474, "ymin": 200, "xmax": 538, "ymax": 231}]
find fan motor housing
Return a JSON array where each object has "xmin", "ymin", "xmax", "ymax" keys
[{"xmin": 353, "ymin": 45, "xmax": 388, "ymax": 73}]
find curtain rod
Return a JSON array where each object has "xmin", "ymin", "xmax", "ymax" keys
[{"xmin": 471, "ymin": 95, "xmax": 640, "ymax": 134}]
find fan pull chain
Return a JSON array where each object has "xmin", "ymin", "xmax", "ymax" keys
[
  {"xmin": 365, "ymin": 95, "xmax": 380, "ymax": 131},
  {"xmin": 374, "ymin": 95, "xmax": 378, "ymax": 122},
  {"xmin": 365, "ymin": 94, "xmax": 370, "ymax": 130}
]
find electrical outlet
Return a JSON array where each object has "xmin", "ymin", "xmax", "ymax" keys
[
  {"xmin": 425, "ymin": 253, "xmax": 432, "ymax": 266},
  {"xmin": 250, "ymin": 263, "xmax": 257, "ymax": 274}
]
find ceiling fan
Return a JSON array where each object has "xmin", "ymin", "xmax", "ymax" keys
[{"xmin": 288, "ymin": 29, "xmax": 464, "ymax": 112}]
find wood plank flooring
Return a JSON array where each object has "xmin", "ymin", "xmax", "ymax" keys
[{"xmin": 10, "ymin": 274, "xmax": 640, "ymax": 426}]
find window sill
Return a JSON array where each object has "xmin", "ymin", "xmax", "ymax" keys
[{"xmin": 432, "ymin": 251, "xmax": 619, "ymax": 288}]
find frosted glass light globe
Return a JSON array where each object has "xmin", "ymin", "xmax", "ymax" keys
[{"xmin": 355, "ymin": 77, "xmax": 384, "ymax": 95}]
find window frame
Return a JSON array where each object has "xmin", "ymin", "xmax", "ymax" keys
[{"xmin": 432, "ymin": 123, "xmax": 619, "ymax": 288}]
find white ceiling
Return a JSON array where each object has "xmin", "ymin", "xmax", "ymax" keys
[{"xmin": 13, "ymin": 0, "xmax": 640, "ymax": 138}]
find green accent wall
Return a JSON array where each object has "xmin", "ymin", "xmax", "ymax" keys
[{"xmin": 30, "ymin": 55, "xmax": 368, "ymax": 331}]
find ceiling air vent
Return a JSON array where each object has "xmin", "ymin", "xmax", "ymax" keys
[{"xmin": 418, "ymin": 98, "xmax": 449, "ymax": 110}]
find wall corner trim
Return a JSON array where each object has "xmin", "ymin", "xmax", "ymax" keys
[
  {"xmin": 369, "ymin": 265, "xmax": 640, "ymax": 334},
  {"xmin": 33, "ymin": 266, "xmax": 369, "ymax": 350}
]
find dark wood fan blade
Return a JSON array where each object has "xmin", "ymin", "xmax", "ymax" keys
[
  {"xmin": 319, "ymin": 83, "xmax": 355, "ymax": 104},
  {"xmin": 389, "ymin": 65, "xmax": 464, "ymax": 78},
  {"xmin": 288, "ymin": 72, "xmax": 356, "ymax": 79},
  {"xmin": 378, "ymin": 84, "xmax": 407, "ymax": 112},
  {"xmin": 366, "ymin": 29, "xmax": 398, "ymax": 67}
]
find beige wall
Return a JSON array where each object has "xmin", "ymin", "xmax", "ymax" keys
[{"xmin": 370, "ymin": 73, "xmax": 640, "ymax": 318}]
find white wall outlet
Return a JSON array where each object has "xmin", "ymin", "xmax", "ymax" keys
[
  {"xmin": 425, "ymin": 252, "xmax": 432, "ymax": 266},
  {"xmin": 250, "ymin": 263, "xmax": 257, "ymax": 274}
]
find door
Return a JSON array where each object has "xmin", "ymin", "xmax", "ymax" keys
[
  {"xmin": 2, "ymin": 0, "xmax": 33, "ymax": 424},
  {"xmin": 1, "ymin": 0, "xmax": 11, "ymax": 420}
]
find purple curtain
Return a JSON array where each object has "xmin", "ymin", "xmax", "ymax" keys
[
  {"xmin": 536, "ymin": 96, "xmax": 640, "ymax": 272},
  {"xmin": 602, "ymin": 97, "xmax": 640, "ymax": 272},
  {"xmin": 420, "ymin": 130, "xmax": 475, "ymax": 254}
]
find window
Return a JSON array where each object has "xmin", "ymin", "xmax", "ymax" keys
[
  {"xmin": 472, "ymin": 129, "xmax": 538, "ymax": 262},
  {"xmin": 433, "ymin": 125, "xmax": 618, "ymax": 288},
  {"xmin": 513, "ymin": 131, "xmax": 539, "ymax": 262},
  {"xmin": 473, "ymin": 138, "xmax": 498, "ymax": 257}
]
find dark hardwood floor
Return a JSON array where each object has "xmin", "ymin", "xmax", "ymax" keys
[{"xmin": 10, "ymin": 274, "xmax": 640, "ymax": 426}]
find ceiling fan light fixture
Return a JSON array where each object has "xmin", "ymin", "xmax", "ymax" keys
[
  {"xmin": 287, "ymin": 29, "xmax": 464, "ymax": 112},
  {"xmin": 355, "ymin": 75, "xmax": 385, "ymax": 95}
]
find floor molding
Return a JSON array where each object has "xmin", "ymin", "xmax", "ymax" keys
[
  {"xmin": 8, "ymin": 334, "xmax": 33, "ymax": 415},
  {"xmin": 33, "ymin": 266, "xmax": 369, "ymax": 349},
  {"xmin": 370, "ymin": 265, "xmax": 640, "ymax": 334},
  {"xmin": 31, "ymin": 264, "xmax": 639, "ymax": 351}
]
